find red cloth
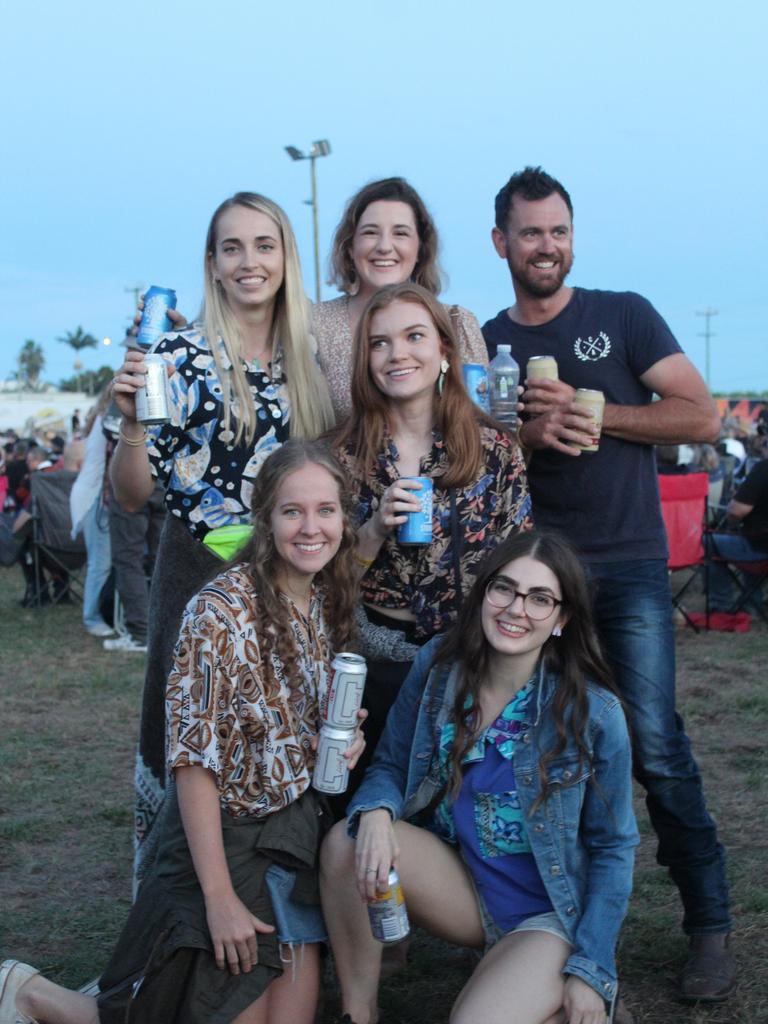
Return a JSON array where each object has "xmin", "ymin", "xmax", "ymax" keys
[
  {"xmin": 688, "ymin": 611, "xmax": 751, "ymax": 632},
  {"xmin": 659, "ymin": 472, "xmax": 709, "ymax": 570}
]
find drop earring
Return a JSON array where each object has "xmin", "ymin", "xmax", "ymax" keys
[
  {"xmin": 438, "ymin": 358, "xmax": 450, "ymax": 395},
  {"xmin": 552, "ymin": 626, "xmax": 562, "ymax": 637}
]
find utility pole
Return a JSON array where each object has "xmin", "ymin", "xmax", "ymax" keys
[{"xmin": 696, "ymin": 308, "xmax": 718, "ymax": 389}]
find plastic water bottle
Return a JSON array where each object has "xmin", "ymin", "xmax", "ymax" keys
[{"xmin": 489, "ymin": 345, "xmax": 520, "ymax": 430}]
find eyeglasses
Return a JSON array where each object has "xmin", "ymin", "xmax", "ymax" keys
[{"xmin": 485, "ymin": 577, "xmax": 562, "ymax": 620}]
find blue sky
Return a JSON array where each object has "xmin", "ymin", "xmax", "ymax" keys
[{"xmin": 2, "ymin": 0, "xmax": 766, "ymax": 393}]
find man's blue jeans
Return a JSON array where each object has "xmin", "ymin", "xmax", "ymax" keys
[{"xmin": 588, "ymin": 558, "xmax": 731, "ymax": 934}]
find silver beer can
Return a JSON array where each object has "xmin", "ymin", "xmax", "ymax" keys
[
  {"xmin": 312, "ymin": 725, "xmax": 356, "ymax": 794},
  {"xmin": 321, "ymin": 653, "xmax": 367, "ymax": 729},
  {"xmin": 367, "ymin": 869, "xmax": 410, "ymax": 944},
  {"xmin": 135, "ymin": 353, "xmax": 170, "ymax": 425}
]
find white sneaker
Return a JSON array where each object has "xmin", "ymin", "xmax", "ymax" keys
[
  {"xmin": 103, "ymin": 634, "xmax": 147, "ymax": 653},
  {"xmin": 86, "ymin": 622, "xmax": 115, "ymax": 638}
]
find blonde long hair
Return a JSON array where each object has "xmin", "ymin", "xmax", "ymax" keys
[{"xmin": 201, "ymin": 192, "xmax": 334, "ymax": 445}]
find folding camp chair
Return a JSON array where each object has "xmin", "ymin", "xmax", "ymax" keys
[
  {"xmin": 659, "ymin": 472, "xmax": 710, "ymax": 632},
  {"xmin": 29, "ymin": 470, "xmax": 87, "ymax": 608},
  {"xmin": 707, "ymin": 532, "xmax": 768, "ymax": 625}
]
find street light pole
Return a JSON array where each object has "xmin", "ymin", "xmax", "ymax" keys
[{"xmin": 284, "ymin": 140, "xmax": 331, "ymax": 303}]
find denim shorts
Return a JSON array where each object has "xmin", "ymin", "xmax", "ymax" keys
[{"xmin": 263, "ymin": 864, "xmax": 328, "ymax": 946}]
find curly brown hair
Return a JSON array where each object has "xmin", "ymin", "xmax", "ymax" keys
[{"xmin": 233, "ymin": 441, "xmax": 359, "ymax": 693}]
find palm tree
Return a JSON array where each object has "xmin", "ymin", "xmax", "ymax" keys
[
  {"xmin": 57, "ymin": 326, "xmax": 98, "ymax": 352},
  {"xmin": 17, "ymin": 339, "xmax": 46, "ymax": 390}
]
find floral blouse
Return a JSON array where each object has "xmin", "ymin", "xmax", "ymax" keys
[
  {"xmin": 312, "ymin": 296, "xmax": 488, "ymax": 422},
  {"xmin": 336, "ymin": 427, "xmax": 532, "ymax": 639},
  {"xmin": 166, "ymin": 564, "xmax": 332, "ymax": 818},
  {"xmin": 145, "ymin": 324, "xmax": 290, "ymax": 540}
]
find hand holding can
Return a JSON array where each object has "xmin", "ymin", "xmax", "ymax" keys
[
  {"xmin": 367, "ymin": 869, "xmax": 411, "ymax": 944},
  {"xmin": 396, "ymin": 476, "xmax": 433, "ymax": 545}
]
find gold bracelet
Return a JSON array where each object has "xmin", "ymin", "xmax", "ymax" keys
[
  {"xmin": 119, "ymin": 427, "xmax": 149, "ymax": 447},
  {"xmin": 354, "ymin": 553, "xmax": 375, "ymax": 569}
]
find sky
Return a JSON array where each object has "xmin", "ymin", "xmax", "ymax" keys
[{"xmin": 2, "ymin": 0, "xmax": 766, "ymax": 395}]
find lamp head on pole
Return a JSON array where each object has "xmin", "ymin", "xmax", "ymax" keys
[{"xmin": 284, "ymin": 140, "xmax": 331, "ymax": 161}]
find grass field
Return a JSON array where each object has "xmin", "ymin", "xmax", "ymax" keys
[{"xmin": 0, "ymin": 566, "xmax": 766, "ymax": 1023}]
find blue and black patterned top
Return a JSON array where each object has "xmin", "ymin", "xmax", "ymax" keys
[{"xmin": 145, "ymin": 324, "xmax": 290, "ymax": 540}]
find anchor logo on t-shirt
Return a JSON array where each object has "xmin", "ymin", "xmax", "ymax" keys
[{"xmin": 574, "ymin": 331, "xmax": 612, "ymax": 361}]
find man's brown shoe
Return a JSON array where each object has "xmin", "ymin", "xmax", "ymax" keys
[{"xmin": 678, "ymin": 933, "xmax": 736, "ymax": 1003}]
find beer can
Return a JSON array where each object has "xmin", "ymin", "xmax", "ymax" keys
[
  {"xmin": 526, "ymin": 355, "xmax": 559, "ymax": 381},
  {"xmin": 135, "ymin": 354, "xmax": 170, "ymax": 425},
  {"xmin": 462, "ymin": 363, "xmax": 490, "ymax": 413},
  {"xmin": 367, "ymin": 869, "xmax": 410, "ymax": 944},
  {"xmin": 397, "ymin": 476, "xmax": 433, "ymax": 546},
  {"xmin": 573, "ymin": 389, "xmax": 605, "ymax": 452},
  {"xmin": 136, "ymin": 285, "xmax": 178, "ymax": 350},
  {"xmin": 312, "ymin": 725, "xmax": 356, "ymax": 794},
  {"xmin": 321, "ymin": 653, "xmax": 367, "ymax": 729}
]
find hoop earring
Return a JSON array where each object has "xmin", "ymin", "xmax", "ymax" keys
[{"xmin": 437, "ymin": 358, "xmax": 450, "ymax": 395}]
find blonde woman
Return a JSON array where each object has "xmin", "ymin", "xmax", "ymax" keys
[
  {"xmin": 313, "ymin": 177, "xmax": 488, "ymax": 421},
  {"xmin": 110, "ymin": 193, "xmax": 335, "ymax": 883}
]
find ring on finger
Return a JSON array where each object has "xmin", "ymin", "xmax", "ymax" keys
[{"xmin": 365, "ymin": 868, "xmax": 377, "ymax": 874}]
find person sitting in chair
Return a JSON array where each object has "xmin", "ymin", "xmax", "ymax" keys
[{"xmin": 707, "ymin": 456, "xmax": 768, "ymax": 614}]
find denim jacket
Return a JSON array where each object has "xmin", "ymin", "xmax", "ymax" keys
[{"xmin": 347, "ymin": 638, "xmax": 639, "ymax": 1002}]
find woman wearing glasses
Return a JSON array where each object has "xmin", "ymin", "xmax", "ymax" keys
[{"xmin": 321, "ymin": 531, "xmax": 637, "ymax": 1024}]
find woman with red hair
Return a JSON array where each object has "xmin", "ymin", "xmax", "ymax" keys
[{"xmin": 331, "ymin": 282, "xmax": 532, "ymax": 794}]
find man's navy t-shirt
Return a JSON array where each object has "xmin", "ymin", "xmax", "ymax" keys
[{"xmin": 482, "ymin": 288, "xmax": 682, "ymax": 562}]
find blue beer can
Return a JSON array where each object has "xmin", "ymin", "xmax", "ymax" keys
[
  {"xmin": 462, "ymin": 363, "xmax": 490, "ymax": 413},
  {"xmin": 136, "ymin": 285, "xmax": 178, "ymax": 350},
  {"xmin": 397, "ymin": 476, "xmax": 433, "ymax": 545}
]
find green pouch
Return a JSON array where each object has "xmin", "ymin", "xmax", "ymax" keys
[{"xmin": 201, "ymin": 524, "xmax": 253, "ymax": 561}]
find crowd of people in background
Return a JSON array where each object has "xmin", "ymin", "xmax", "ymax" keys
[{"xmin": 1, "ymin": 166, "xmax": 766, "ymax": 1024}]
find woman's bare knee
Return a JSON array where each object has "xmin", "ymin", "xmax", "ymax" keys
[{"xmin": 320, "ymin": 818, "xmax": 355, "ymax": 877}]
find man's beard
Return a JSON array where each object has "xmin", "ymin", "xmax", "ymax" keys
[{"xmin": 511, "ymin": 252, "xmax": 574, "ymax": 299}]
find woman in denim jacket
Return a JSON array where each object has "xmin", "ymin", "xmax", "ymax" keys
[{"xmin": 321, "ymin": 531, "xmax": 638, "ymax": 1024}]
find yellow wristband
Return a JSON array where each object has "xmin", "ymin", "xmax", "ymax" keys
[
  {"xmin": 119, "ymin": 427, "xmax": 149, "ymax": 447},
  {"xmin": 354, "ymin": 553, "xmax": 375, "ymax": 569}
]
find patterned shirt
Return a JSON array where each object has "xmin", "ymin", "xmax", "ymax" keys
[
  {"xmin": 433, "ymin": 684, "xmax": 553, "ymax": 930},
  {"xmin": 166, "ymin": 564, "xmax": 332, "ymax": 818},
  {"xmin": 312, "ymin": 296, "xmax": 489, "ymax": 422},
  {"xmin": 146, "ymin": 324, "xmax": 290, "ymax": 540},
  {"xmin": 335, "ymin": 427, "xmax": 532, "ymax": 639}
]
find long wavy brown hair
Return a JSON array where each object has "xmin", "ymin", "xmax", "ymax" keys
[
  {"xmin": 233, "ymin": 441, "xmax": 359, "ymax": 693},
  {"xmin": 435, "ymin": 530, "xmax": 619, "ymax": 807},
  {"xmin": 331, "ymin": 283, "xmax": 498, "ymax": 489}
]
